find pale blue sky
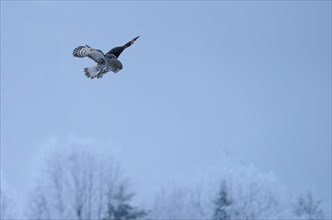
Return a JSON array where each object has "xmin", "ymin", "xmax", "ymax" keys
[{"xmin": 1, "ymin": 1, "xmax": 331, "ymax": 217}]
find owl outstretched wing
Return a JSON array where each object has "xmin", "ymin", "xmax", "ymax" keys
[
  {"xmin": 106, "ymin": 36, "xmax": 140, "ymax": 58},
  {"xmin": 72, "ymin": 45, "xmax": 107, "ymax": 65}
]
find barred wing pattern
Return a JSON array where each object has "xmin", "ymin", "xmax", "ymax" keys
[
  {"xmin": 73, "ymin": 45, "xmax": 108, "ymax": 79},
  {"xmin": 73, "ymin": 45, "xmax": 107, "ymax": 65}
]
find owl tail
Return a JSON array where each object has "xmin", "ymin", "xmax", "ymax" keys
[{"xmin": 84, "ymin": 66, "xmax": 102, "ymax": 79}]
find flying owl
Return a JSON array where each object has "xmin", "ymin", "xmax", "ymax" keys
[{"xmin": 72, "ymin": 36, "xmax": 139, "ymax": 79}]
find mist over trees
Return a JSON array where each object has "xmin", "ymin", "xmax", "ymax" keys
[{"xmin": 0, "ymin": 140, "xmax": 326, "ymax": 220}]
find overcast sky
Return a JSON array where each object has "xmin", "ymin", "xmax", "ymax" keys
[{"xmin": 1, "ymin": 1, "xmax": 331, "ymax": 217}]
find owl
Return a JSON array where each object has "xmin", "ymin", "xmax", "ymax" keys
[{"xmin": 73, "ymin": 36, "xmax": 139, "ymax": 79}]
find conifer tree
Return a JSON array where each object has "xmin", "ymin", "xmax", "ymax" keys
[
  {"xmin": 104, "ymin": 183, "xmax": 147, "ymax": 220},
  {"xmin": 212, "ymin": 181, "xmax": 232, "ymax": 220}
]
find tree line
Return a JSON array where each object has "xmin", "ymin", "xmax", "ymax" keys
[{"xmin": 1, "ymin": 143, "xmax": 326, "ymax": 220}]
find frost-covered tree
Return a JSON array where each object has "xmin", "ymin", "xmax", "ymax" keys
[
  {"xmin": 28, "ymin": 139, "xmax": 145, "ymax": 220},
  {"xmin": 148, "ymin": 185, "xmax": 206, "ymax": 219},
  {"xmin": 292, "ymin": 188, "xmax": 324, "ymax": 220},
  {"xmin": 212, "ymin": 181, "xmax": 232, "ymax": 220},
  {"xmin": 149, "ymin": 153, "xmax": 289, "ymax": 219},
  {"xmin": 0, "ymin": 177, "xmax": 20, "ymax": 220},
  {"xmin": 1, "ymin": 188, "xmax": 15, "ymax": 219},
  {"xmin": 103, "ymin": 183, "xmax": 146, "ymax": 220}
]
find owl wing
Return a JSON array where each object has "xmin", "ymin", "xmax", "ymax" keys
[
  {"xmin": 106, "ymin": 36, "xmax": 140, "ymax": 58},
  {"xmin": 72, "ymin": 45, "xmax": 107, "ymax": 65}
]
